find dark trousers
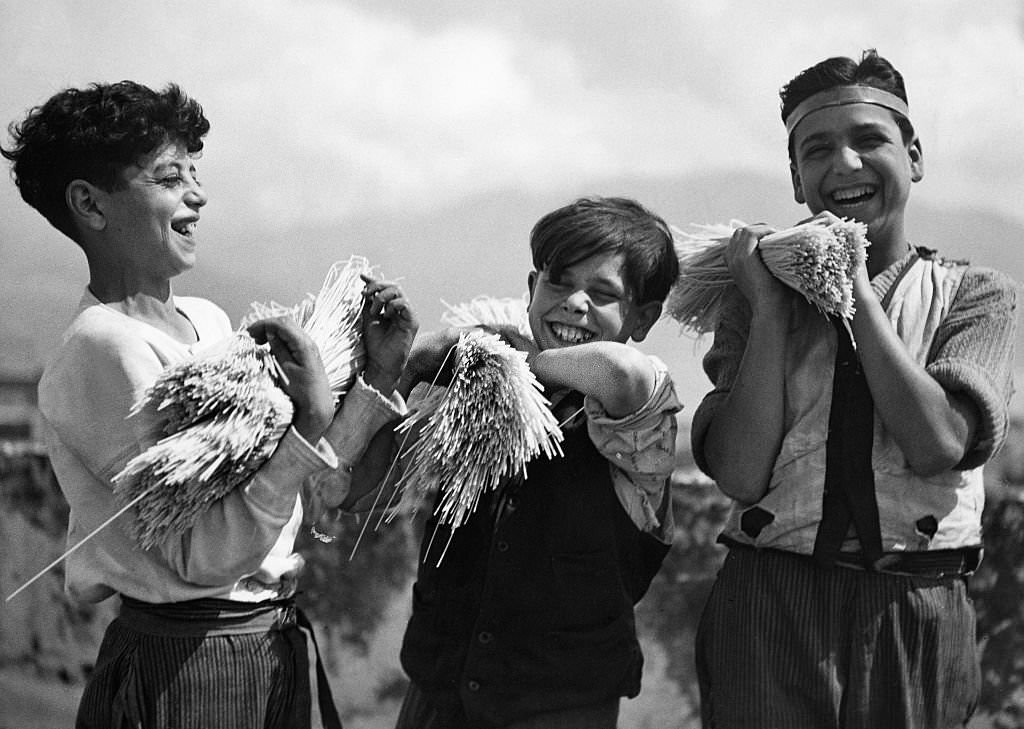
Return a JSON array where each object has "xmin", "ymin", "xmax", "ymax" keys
[
  {"xmin": 696, "ymin": 547, "xmax": 980, "ymax": 729},
  {"xmin": 395, "ymin": 681, "xmax": 619, "ymax": 729}
]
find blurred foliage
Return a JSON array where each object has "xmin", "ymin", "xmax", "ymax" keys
[
  {"xmin": 3, "ymin": 417, "xmax": 1024, "ymax": 725},
  {"xmin": 295, "ymin": 506, "xmax": 418, "ymax": 650},
  {"xmin": 0, "ymin": 449, "xmax": 116, "ymax": 679},
  {"xmin": 0, "ymin": 445, "xmax": 68, "ymax": 538},
  {"xmin": 636, "ymin": 467, "xmax": 730, "ymax": 723},
  {"xmin": 972, "ymin": 417, "xmax": 1024, "ymax": 726}
]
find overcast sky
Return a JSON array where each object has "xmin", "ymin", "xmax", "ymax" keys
[
  {"xmin": 4, "ymin": 1, "xmax": 1022, "ymax": 225},
  {"xmin": 3, "ymin": 0, "xmax": 1024, "ymax": 413}
]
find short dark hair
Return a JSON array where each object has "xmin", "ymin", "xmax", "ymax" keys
[
  {"xmin": 1, "ymin": 80, "xmax": 209, "ymax": 241},
  {"xmin": 529, "ymin": 196, "xmax": 679, "ymax": 306},
  {"xmin": 780, "ymin": 49, "xmax": 913, "ymax": 161}
]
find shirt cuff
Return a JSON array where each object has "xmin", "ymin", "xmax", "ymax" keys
[
  {"xmin": 323, "ymin": 374, "xmax": 408, "ymax": 468},
  {"xmin": 928, "ymin": 359, "xmax": 1009, "ymax": 469},
  {"xmin": 584, "ymin": 355, "xmax": 682, "ymax": 429}
]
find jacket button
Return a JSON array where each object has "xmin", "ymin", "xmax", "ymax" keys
[
  {"xmin": 478, "ymin": 631, "xmax": 493, "ymax": 644},
  {"xmin": 496, "ymin": 541, "xmax": 509, "ymax": 552},
  {"xmin": 467, "ymin": 680, "xmax": 481, "ymax": 692}
]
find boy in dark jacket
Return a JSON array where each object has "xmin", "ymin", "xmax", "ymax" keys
[{"xmin": 394, "ymin": 196, "xmax": 682, "ymax": 729}]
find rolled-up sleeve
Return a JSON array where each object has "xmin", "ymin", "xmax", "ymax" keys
[
  {"xmin": 926, "ymin": 267, "xmax": 1019, "ymax": 468},
  {"xmin": 586, "ymin": 356, "xmax": 682, "ymax": 542}
]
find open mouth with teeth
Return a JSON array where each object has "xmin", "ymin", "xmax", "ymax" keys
[
  {"xmin": 171, "ymin": 220, "xmax": 197, "ymax": 237},
  {"xmin": 549, "ymin": 321, "xmax": 595, "ymax": 344},
  {"xmin": 830, "ymin": 184, "xmax": 876, "ymax": 209}
]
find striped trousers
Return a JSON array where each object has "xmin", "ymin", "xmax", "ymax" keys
[
  {"xmin": 696, "ymin": 546, "xmax": 980, "ymax": 729},
  {"xmin": 75, "ymin": 597, "xmax": 341, "ymax": 729}
]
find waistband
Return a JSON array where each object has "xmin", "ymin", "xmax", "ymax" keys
[
  {"xmin": 719, "ymin": 535, "xmax": 982, "ymax": 579},
  {"xmin": 119, "ymin": 595, "xmax": 298, "ymax": 637}
]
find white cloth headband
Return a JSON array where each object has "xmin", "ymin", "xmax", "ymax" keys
[{"xmin": 784, "ymin": 85, "xmax": 911, "ymax": 136}]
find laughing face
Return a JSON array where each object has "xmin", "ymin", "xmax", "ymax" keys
[
  {"xmin": 790, "ymin": 101, "xmax": 923, "ymax": 254},
  {"xmin": 99, "ymin": 139, "xmax": 208, "ymax": 281},
  {"xmin": 527, "ymin": 251, "xmax": 659, "ymax": 351}
]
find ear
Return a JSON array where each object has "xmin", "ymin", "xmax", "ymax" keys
[
  {"xmin": 908, "ymin": 137, "xmax": 924, "ymax": 182},
  {"xmin": 790, "ymin": 164, "xmax": 806, "ymax": 204},
  {"xmin": 66, "ymin": 179, "xmax": 108, "ymax": 232},
  {"xmin": 527, "ymin": 271, "xmax": 538, "ymax": 302},
  {"xmin": 628, "ymin": 301, "xmax": 662, "ymax": 343}
]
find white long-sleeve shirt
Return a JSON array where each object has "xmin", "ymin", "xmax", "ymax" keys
[{"xmin": 38, "ymin": 289, "xmax": 404, "ymax": 604}]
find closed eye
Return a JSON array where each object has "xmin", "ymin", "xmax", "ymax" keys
[{"xmin": 589, "ymin": 289, "xmax": 623, "ymax": 305}]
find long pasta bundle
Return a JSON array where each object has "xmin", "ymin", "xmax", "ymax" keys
[
  {"xmin": 113, "ymin": 257, "xmax": 374, "ymax": 549},
  {"xmin": 112, "ymin": 333, "xmax": 293, "ymax": 549},
  {"xmin": 243, "ymin": 256, "xmax": 373, "ymax": 399},
  {"xmin": 393, "ymin": 329, "xmax": 563, "ymax": 537},
  {"xmin": 666, "ymin": 212, "xmax": 869, "ymax": 334},
  {"xmin": 441, "ymin": 294, "xmax": 532, "ymax": 336}
]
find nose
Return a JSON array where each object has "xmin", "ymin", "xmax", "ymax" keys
[
  {"xmin": 185, "ymin": 176, "xmax": 208, "ymax": 208},
  {"xmin": 832, "ymin": 145, "xmax": 862, "ymax": 174},
  {"xmin": 562, "ymin": 290, "xmax": 589, "ymax": 314}
]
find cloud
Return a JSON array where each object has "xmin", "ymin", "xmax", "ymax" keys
[{"xmin": 2, "ymin": 0, "xmax": 1024, "ymax": 232}]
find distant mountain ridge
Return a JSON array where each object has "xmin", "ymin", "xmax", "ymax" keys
[{"xmin": 4, "ymin": 170, "xmax": 1023, "ymax": 413}]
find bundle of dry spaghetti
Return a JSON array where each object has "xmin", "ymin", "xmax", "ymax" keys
[
  {"xmin": 243, "ymin": 256, "xmax": 373, "ymax": 399},
  {"xmin": 441, "ymin": 294, "xmax": 531, "ymax": 336},
  {"xmin": 113, "ymin": 256, "xmax": 375, "ymax": 548},
  {"xmin": 392, "ymin": 329, "xmax": 563, "ymax": 536},
  {"xmin": 666, "ymin": 212, "xmax": 869, "ymax": 334},
  {"xmin": 112, "ymin": 333, "xmax": 293, "ymax": 548}
]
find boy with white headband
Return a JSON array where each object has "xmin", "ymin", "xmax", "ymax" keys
[{"xmin": 690, "ymin": 49, "xmax": 1018, "ymax": 728}]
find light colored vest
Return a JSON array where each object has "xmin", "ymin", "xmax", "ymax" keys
[{"xmin": 722, "ymin": 254, "xmax": 983, "ymax": 554}]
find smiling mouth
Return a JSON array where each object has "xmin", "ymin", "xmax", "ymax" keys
[
  {"xmin": 172, "ymin": 220, "xmax": 197, "ymax": 237},
  {"xmin": 549, "ymin": 322, "xmax": 595, "ymax": 344},
  {"xmin": 830, "ymin": 184, "xmax": 876, "ymax": 207}
]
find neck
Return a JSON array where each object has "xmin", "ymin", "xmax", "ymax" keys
[
  {"xmin": 865, "ymin": 223, "xmax": 913, "ymax": 278},
  {"xmin": 86, "ymin": 253, "xmax": 174, "ymax": 305},
  {"xmin": 86, "ymin": 261, "xmax": 196, "ymax": 344}
]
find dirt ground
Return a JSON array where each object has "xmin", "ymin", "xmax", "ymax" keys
[{"xmin": 0, "ymin": 668, "xmax": 79, "ymax": 729}]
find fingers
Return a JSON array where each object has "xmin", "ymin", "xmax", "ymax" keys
[
  {"xmin": 729, "ymin": 223, "xmax": 774, "ymax": 247},
  {"xmin": 725, "ymin": 224, "xmax": 790, "ymax": 312},
  {"xmin": 247, "ymin": 316, "xmax": 332, "ymax": 439},
  {"xmin": 726, "ymin": 224, "xmax": 772, "ymax": 267},
  {"xmin": 247, "ymin": 316, "xmax": 322, "ymax": 368},
  {"xmin": 361, "ymin": 275, "xmax": 416, "ymax": 326}
]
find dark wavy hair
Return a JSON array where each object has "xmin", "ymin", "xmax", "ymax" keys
[
  {"xmin": 1, "ymin": 81, "xmax": 209, "ymax": 242},
  {"xmin": 780, "ymin": 49, "xmax": 913, "ymax": 161},
  {"xmin": 530, "ymin": 196, "xmax": 679, "ymax": 306}
]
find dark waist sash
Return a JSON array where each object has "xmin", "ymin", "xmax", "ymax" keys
[
  {"xmin": 119, "ymin": 595, "xmax": 298, "ymax": 636},
  {"xmin": 721, "ymin": 535, "xmax": 981, "ymax": 579}
]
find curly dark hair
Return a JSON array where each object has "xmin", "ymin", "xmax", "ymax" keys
[
  {"xmin": 1, "ymin": 80, "xmax": 209, "ymax": 242},
  {"xmin": 780, "ymin": 49, "xmax": 913, "ymax": 161},
  {"xmin": 529, "ymin": 196, "xmax": 679, "ymax": 306}
]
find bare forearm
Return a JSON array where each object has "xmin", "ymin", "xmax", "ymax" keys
[
  {"xmin": 851, "ymin": 294, "xmax": 976, "ymax": 474},
  {"xmin": 531, "ymin": 342, "xmax": 655, "ymax": 418},
  {"xmin": 703, "ymin": 312, "xmax": 788, "ymax": 503}
]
